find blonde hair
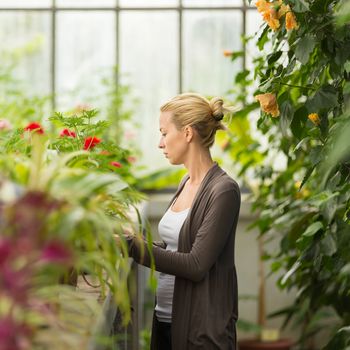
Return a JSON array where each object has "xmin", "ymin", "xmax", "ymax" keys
[{"xmin": 160, "ymin": 93, "xmax": 233, "ymax": 148}]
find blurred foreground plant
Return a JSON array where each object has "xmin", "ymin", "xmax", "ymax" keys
[{"xmin": 0, "ymin": 111, "xmax": 146, "ymax": 349}]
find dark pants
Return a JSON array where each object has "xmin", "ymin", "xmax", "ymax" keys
[{"xmin": 153, "ymin": 317, "xmax": 172, "ymax": 350}]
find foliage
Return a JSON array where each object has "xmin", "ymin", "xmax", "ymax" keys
[
  {"xmin": 226, "ymin": 0, "xmax": 350, "ymax": 348},
  {"xmin": 0, "ymin": 109, "xmax": 145, "ymax": 349}
]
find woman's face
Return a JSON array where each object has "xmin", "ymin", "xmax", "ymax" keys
[{"xmin": 158, "ymin": 111, "xmax": 189, "ymax": 165}]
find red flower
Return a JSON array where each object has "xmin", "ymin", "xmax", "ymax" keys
[
  {"xmin": 24, "ymin": 122, "xmax": 44, "ymax": 134},
  {"xmin": 110, "ymin": 161, "xmax": 122, "ymax": 168},
  {"xmin": 83, "ymin": 136, "xmax": 101, "ymax": 150},
  {"xmin": 41, "ymin": 240, "xmax": 73, "ymax": 265},
  {"xmin": 60, "ymin": 128, "xmax": 76, "ymax": 138}
]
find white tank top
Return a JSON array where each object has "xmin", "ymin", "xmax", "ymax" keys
[{"xmin": 155, "ymin": 205, "xmax": 189, "ymax": 323}]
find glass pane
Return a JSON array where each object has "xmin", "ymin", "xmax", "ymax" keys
[
  {"xmin": 183, "ymin": 10, "xmax": 243, "ymax": 97},
  {"xmin": 56, "ymin": 0, "xmax": 115, "ymax": 7},
  {"xmin": 56, "ymin": 12, "xmax": 116, "ymax": 109},
  {"xmin": 183, "ymin": 0, "xmax": 243, "ymax": 7},
  {"xmin": 246, "ymin": 0, "xmax": 257, "ymax": 7},
  {"xmin": 120, "ymin": 11, "xmax": 179, "ymax": 170},
  {"xmin": 246, "ymin": 10, "xmax": 264, "ymax": 70},
  {"xmin": 0, "ymin": 11, "xmax": 51, "ymax": 96},
  {"xmin": 119, "ymin": 0, "xmax": 178, "ymax": 7},
  {"xmin": 0, "ymin": 0, "xmax": 51, "ymax": 7}
]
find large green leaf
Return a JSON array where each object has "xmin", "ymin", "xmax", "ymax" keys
[
  {"xmin": 302, "ymin": 221, "xmax": 324, "ymax": 237},
  {"xmin": 308, "ymin": 85, "xmax": 338, "ymax": 111},
  {"xmin": 295, "ymin": 36, "xmax": 316, "ymax": 64}
]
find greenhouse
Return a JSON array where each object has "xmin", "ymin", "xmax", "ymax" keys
[{"xmin": 0, "ymin": 0, "xmax": 349, "ymax": 349}]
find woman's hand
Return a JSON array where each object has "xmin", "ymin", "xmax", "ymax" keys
[{"xmin": 114, "ymin": 227, "xmax": 135, "ymax": 247}]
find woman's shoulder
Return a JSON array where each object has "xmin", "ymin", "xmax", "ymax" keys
[{"xmin": 211, "ymin": 167, "xmax": 240, "ymax": 195}]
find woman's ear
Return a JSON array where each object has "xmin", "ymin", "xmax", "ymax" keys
[{"xmin": 184, "ymin": 125, "xmax": 194, "ymax": 143}]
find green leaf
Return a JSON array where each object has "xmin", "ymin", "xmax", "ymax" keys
[
  {"xmin": 309, "ymin": 146, "xmax": 323, "ymax": 167},
  {"xmin": 309, "ymin": 85, "xmax": 338, "ymax": 111},
  {"xmin": 257, "ymin": 25, "xmax": 269, "ymax": 51},
  {"xmin": 320, "ymin": 233, "xmax": 337, "ymax": 256},
  {"xmin": 281, "ymin": 260, "xmax": 301, "ymax": 286},
  {"xmin": 267, "ymin": 50, "xmax": 283, "ymax": 66},
  {"xmin": 235, "ymin": 70, "xmax": 250, "ymax": 84},
  {"xmin": 291, "ymin": 107, "xmax": 308, "ymax": 139},
  {"xmin": 295, "ymin": 36, "xmax": 316, "ymax": 64},
  {"xmin": 230, "ymin": 51, "xmax": 244, "ymax": 61},
  {"xmin": 280, "ymin": 101, "xmax": 294, "ymax": 137},
  {"xmin": 302, "ymin": 221, "xmax": 323, "ymax": 237},
  {"xmin": 290, "ymin": 0, "xmax": 310, "ymax": 12}
]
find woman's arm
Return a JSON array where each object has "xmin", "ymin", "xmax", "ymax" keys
[{"xmin": 128, "ymin": 187, "xmax": 240, "ymax": 282}]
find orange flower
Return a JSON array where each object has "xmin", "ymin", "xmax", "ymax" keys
[
  {"xmin": 256, "ymin": 0, "xmax": 280, "ymax": 31},
  {"xmin": 308, "ymin": 113, "xmax": 321, "ymax": 126},
  {"xmin": 256, "ymin": 0, "xmax": 270, "ymax": 13},
  {"xmin": 223, "ymin": 50, "xmax": 234, "ymax": 57},
  {"xmin": 277, "ymin": 3, "xmax": 289, "ymax": 18},
  {"xmin": 255, "ymin": 93, "xmax": 280, "ymax": 117},
  {"xmin": 285, "ymin": 10, "xmax": 299, "ymax": 31},
  {"xmin": 266, "ymin": 8, "xmax": 280, "ymax": 30}
]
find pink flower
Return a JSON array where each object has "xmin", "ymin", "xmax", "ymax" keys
[
  {"xmin": 110, "ymin": 161, "xmax": 122, "ymax": 168},
  {"xmin": 127, "ymin": 156, "xmax": 136, "ymax": 164},
  {"xmin": 0, "ymin": 317, "xmax": 32, "ymax": 350},
  {"xmin": 0, "ymin": 239, "xmax": 12, "ymax": 266},
  {"xmin": 59, "ymin": 128, "xmax": 76, "ymax": 138},
  {"xmin": 0, "ymin": 119, "xmax": 12, "ymax": 130},
  {"xmin": 74, "ymin": 103, "xmax": 92, "ymax": 113},
  {"xmin": 41, "ymin": 240, "xmax": 73, "ymax": 265},
  {"xmin": 83, "ymin": 136, "xmax": 101, "ymax": 150},
  {"xmin": 1, "ymin": 265, "xmax": 31, "ymax": 305},
  {"xmin": 23, "ymin": 122, "xmax": 44, "ymax": 134}
]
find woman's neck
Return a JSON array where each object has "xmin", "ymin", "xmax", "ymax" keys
[{"xmin": 184, "ymin": 148, "xmax": 215, "ymax": 186}]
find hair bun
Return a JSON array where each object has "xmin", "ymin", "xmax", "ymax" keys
[{"xmin": 209, "ymin": 97, "xmax": 224, "ymax": 121}]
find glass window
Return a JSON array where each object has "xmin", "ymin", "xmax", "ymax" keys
[
  {"xmin": 56, "ymin": 0, "xmax": 116, "ymax": 7},
  {"xmin": 119, "ymin": 0, "xmax": 178, "ymax": 7},
  {"xmin": 120, "ymin": 11, "xmax": 179, "ymax": 169},
  {"xmin": 183, "ymin": 10, "xmax": 243, "ymax": 97},
  {"xmin": 55, "ymin": 11, "xmax": 116, "ymax": 109},
  {"xmin": 246, "ymin": 10, "xmax": 265, "ymax": 70},
  {"xmin": 0, "ymin": 11, "xmax": 51, "ymax": 96},
  {"xmin": 183, "ymin": 0, "xmax": 243, "ymax": 7},
  {"xmin": 0, "ymin": 0, "xmax": 51, "ymax": 7}
]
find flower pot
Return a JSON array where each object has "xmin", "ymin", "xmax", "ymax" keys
[{"xmin": 238, "ymin": 338, "xmax": 293, "ymax": 350}]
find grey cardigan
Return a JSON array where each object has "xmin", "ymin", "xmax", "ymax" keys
[{"xmin": 129, "ymin": 163, "xmax": 241, "ymax": 349}]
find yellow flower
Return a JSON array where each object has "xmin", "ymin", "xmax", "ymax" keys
[
  {"xmin": 308, "ymin": 113, "xmax": 321, "ymax": 126},
  {"xmin": 294, "ymin": 181, "xmax": 310, "ymax": 199},
  {"xmin": 285, "ymin": 10, "xmax": 299, "ymax": 31},
  {"xmin": 255, "ymin": 93, "xmax": 280, "ymax": 117}
]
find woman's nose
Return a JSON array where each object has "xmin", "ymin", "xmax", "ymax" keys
[{"xmin": 158, "ymin": 138, "xmax": 164, "ymax": 149}]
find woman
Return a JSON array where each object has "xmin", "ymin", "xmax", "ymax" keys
[{"xmin": 127, "ymin": 93, "xmax": 241, "ymax": 350}]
